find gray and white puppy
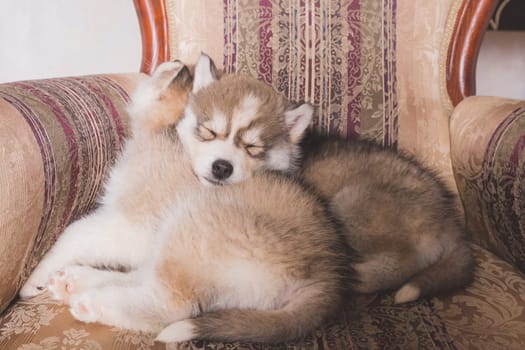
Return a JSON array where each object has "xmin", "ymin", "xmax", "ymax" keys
[{"xmin": 299, "ymin": 134, "xmax": 474, "ymax": 304}]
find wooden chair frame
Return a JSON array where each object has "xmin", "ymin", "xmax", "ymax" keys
[{"xmin": 133, "ymin": 0, "xmax": 497, "ymax": 106}]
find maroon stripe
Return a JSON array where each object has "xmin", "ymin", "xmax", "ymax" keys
[
  {"xmin": 383, "ymin": 0, "xmax": 391, "ymax": 145},
  {"xmin": 15, "ymin": 82, "xmax": 80, "ymax": 237},
  {"xmin": 98, "ymin": 76, "xmax": 131, "ymax": 144},
  {"xmin": 258, "ymin": 0, "xmax": 273, "ymax": 84},
  {"xmin": 510, "ymin": 133, "xmax": 525, "ymax": 168},
  {"xmin": 223, "ymin": 0, "xmax": 229, "ymax": 70},
  {"xmin": 383, "ymin": 0, "xmax": 398, "ymax": 148},
  {"xmin": 509, "ymin": 108, "xmax": 525, "ymax": 167},
  {"xmin": 0, "ymin": 91, "xmax": 56, "ymax": 251},
  {"xmin": 312, "ymin": 0, "xmax": 321, "ymax": 105},
  {"xmin": 53, "ymin": 79, "xmax": 103, "ymax": 215},
  {"xmin": 316, "ymin": 3, "xmax": 327, "ymax": 132},
  {"xmin": 347, "ymin": 0, "xmax": 361, "ymax": 139},
  {"xmin": 81, "ymin": 77, "xmax": 128, "ymax": 147},
  {"xmin": 483, "ymin": 106, "xmax": 524, "ymax": 174},
  {"xmin": 298, "ymin": 0, "xmax": 306, "ymax": 102},
  {"xmin": 305, "ymin": 0, "xmax": 315, "ymax": 102},
  {"xmin": 223, "ymin": 0, "xmax": 237, "ymax": 73},
  {"xmin": 54, "ymin": 78, "xmax": 118, "ymax": 216}
]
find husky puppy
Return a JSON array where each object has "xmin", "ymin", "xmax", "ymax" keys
[
  {"xmin": 299, "ymin": 134, "xmax": 474, "ymax": 304},
  {"xmin": 19, "ymin": 55, "xmax": 351, "ymax": 343}
]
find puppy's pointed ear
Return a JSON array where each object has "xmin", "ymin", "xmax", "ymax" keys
[
  {"xmin": 192, "ymin": 53, "xmax": 218, "ymax": 93},
  {"xmin": 129, "ymin": 60, "xmax": 193, "ymax": 133},
  {"xmin": 169, "ymin": 64, "xmax": 193, "ymax": 90},
  {"xmin": 152, "ymin": 60, "xmax": 184, "ymax": 79},
  {"xmin": 285, "ymin": 103, "xmax": 314, "ymax": 144},
  {"xmin": 150, "ymin": 60, "xmax": 191, "ymax": 92}
]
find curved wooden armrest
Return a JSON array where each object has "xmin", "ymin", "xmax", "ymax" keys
[{"xmin": 446, "ymin": 0, "xmax": 498, "ymax": 106}]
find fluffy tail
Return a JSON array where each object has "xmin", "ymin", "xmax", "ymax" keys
[
  {"xmin": 394, "ymin": 243, "xmax": 474, "ymax": 304},
  {"xmin": 155, "ymin": 289, "xmax": 338, "ymax": 343}
]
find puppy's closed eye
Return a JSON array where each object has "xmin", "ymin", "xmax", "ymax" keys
[
  {"xmin": 197, "ymin": 125, "xmax": 216, "ymax": 141},
  {"xmin": 245, "ymin": 145, "xmax": 265, "ymax": 157}
]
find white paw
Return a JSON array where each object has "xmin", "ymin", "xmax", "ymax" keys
[
  {"xmin": 394, "ymin": 283, "xmax": 421, "ymax": 304},
  {"xmin": 47, "ymin": 268, "xmax": 80, "ymax": 303},
  {"xmin": 156, "ymin": 320, "xmax": 196, "ymax": 343},
  {"xmin": 69, "ymin": 292, "xmax": 102, "ymax": 324}
]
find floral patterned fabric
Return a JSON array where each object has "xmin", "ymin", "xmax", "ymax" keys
[
  {"xmin": 1, "ymin": 245, "xmax": 525, "ymax": 349},
  {"xmin": 0, "ymin": 74, "xmax": 144, "ymax": 313},
  {"xmin": 451, "ymin": 96, "xmax": 525, "ymax": 273}
]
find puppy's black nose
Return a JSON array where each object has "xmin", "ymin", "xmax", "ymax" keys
[{"xmin": 212, "ymin": 159, "xmax": 233, "ymax": 180}]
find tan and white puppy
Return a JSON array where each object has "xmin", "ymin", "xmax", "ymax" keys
[
  {"xmin": 18, "ymin": 55, "xmax": 349, "ymax": 344},
  {"xmin": 20, "ymin": 55, "xmax": 314, "ymax": 300},
  {"xmin": 178, "ymin": 55, "xmax": 313, "ymax": 186}
]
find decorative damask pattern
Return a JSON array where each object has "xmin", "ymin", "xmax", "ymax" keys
[
  {"xmin": 433, "ymin": 245, "xmax": 525, "ymax": 350},
  {"xmin": 481, "ymin": 106, "xmax": 525, "ymax": 271},
  {"xmin": 451, "ymin": 96, "xmax": 525, "ymax": 273},
  {"xmin": 17, "ymin": 329, "xmax": 102, "ymax": 350},
  {"xmin": 223, "ymin": 0, "xmax": 398, "ymax": 143},
  {"xmin": 0, "ymin": 304, "xmax": 58, "ymax": 341},
  {"xmin": 2, "ymin": 245, "xmax": 525, "ymax": 349}
]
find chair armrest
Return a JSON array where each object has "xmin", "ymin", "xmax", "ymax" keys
[
  {"xmin": 0, "ymin": 73, "xmax": 145, "ymax": 312},
  {"xmin": 450, "ymin": 96, "xmax": 525, "ymax": 272}
]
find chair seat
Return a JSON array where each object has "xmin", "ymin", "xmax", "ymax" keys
[{"xmin": 1, "ymin": 245, "xmax": 524, "ymax": 350}]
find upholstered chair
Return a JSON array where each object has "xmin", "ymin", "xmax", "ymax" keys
[{"xmin": 1, "ymin": 1, "xmax": 524, "ymax": 349}]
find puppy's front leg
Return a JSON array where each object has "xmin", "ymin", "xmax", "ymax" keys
[
  {"xmin": 47, "ymin": 265, "xmax": 143, "ymax": 303},
  {"xmin": 20, "ymin": 209, "xmax": 152, "ymax": 299}
]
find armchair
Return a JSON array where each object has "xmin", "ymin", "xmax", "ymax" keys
[{"xmin": 1, "ymin": 0, "xmax": 524, "ymax": 349}]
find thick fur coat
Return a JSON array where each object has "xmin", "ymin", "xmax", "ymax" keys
[{"xmin": 300, "ymin": 134, "xmax": 474, "ymax": 304}]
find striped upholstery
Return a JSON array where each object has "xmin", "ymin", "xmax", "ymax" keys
[
  {"xmin": 0, "ymin": 74, "xmax": 144, "ymax": 313},
  {"xmin": 222, "ymin": 0, "xmax": 398, "ymax": 143}
]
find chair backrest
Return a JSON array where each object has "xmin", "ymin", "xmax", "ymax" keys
[{"xmin": 133, "ymin": 0, "xmax": 496, "ymax": 189}]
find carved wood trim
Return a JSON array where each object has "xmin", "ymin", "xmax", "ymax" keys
[
  {"xmin": 446, "ymin": 0, "xmax": 498, "ymax": 106},
  {"xmin": 133, "ymin": 0, "xmax": 170, "ymax": 74}
]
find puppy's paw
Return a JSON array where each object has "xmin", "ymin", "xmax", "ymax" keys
[
  {"xmin": 70, "ymin": 292, "xmax": 102, "ymax": 324},
  {"xmin": 394, "ymin": 283, "xmax": 421, "ymax": 304},
  {"xmin": 47, "ymin": 268, "xmax": 80, "ymax": 303}
]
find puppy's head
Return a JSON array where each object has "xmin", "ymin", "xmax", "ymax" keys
[
  {"xmin": 128, "ymin": 60, "xmax": 193, "ymax": 134},
  {"xmin": 177, "ymin": 53, "xmax": 314, "ymax": 186}
]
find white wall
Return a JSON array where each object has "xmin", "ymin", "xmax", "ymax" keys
[
  {"xmin": 0, "ymin": 0, "xmax": 141, "ymax": 83},
  {"xmin": 476, "ymin": 31, "xmax": 525, "ymax": 100}
]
